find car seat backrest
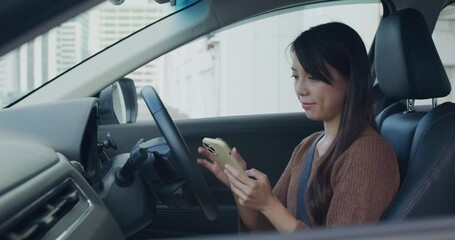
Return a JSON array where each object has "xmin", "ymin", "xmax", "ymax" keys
[
  {"xmin": 380, "ymin": 109, "xmax": 425, "ymax": 183},
  {"xmin": 374, "ymin": 8, "xmax": 455, "ymax": 220}
]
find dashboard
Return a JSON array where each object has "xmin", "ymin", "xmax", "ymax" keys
[{"xmin": 0, "ymin": 98, "xmax": 125, "ymax": 239}]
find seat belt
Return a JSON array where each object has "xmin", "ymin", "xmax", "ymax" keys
[{"xmin": 296, "ymin": 132, "xmax": 324, "ymax": 226}]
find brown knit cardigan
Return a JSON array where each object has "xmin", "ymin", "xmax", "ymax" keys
[{"xmin": 239, "ymin": 127, "xmax": 400, "ymax": 231}]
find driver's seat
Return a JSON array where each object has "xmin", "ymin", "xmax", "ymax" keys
[{"xmin": 374, "ymin": 8, "xmax": 455, "ymax": 220}]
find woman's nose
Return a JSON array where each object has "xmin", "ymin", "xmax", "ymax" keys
[{"xmin": 295, "ymin": 78, "xmax": 309, "ymax": 96}]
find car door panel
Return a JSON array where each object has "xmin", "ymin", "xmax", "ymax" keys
[{"xmin": 98, "ymin": 113, "xmax": 322, "ymax": 237}]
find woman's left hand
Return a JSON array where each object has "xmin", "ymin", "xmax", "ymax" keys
[{"xmin": 224, "ymin": 165, "xmax": 277, "ymax": 212}]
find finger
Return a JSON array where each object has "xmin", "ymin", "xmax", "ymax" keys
[
  {"xmin": 224, "ymin": 168, "xmax": 252, "ymax": 195},
  {"xmin": 245, "ymin": 168, "xmax": 266, "ymax": 180},
  {"xmin": 198, "ymin": 146, "xmax": 211, "ymax": 158},
  {"xmin": 197, "ymin": 158, "xmax": 211, "ymax": 168},
  {"xmin": 245, "ymin": 169, "xmax": 271, "ymax": 189},
  {"xmin": 228, "ymin": 180, "xmax": 248, "ymax": 201},
  {"xmin": 232, "ymin": 147, "xmax": 247, "ymax": 167},
  {"xmin": 225, "ymin": 168, "xmax": 245, "ymax": 185},
  {"xmin": 225, "ymin": 164, "xmax": 250, "ymax": 182},
  {"xmin": 197, "ymin": 158, "xmax": 218, "ymax": 172},
  {"xmin": 199, "ymin": 147, "xmax": 220, "ymax": 164},
  {"xmin": 232, "ymin": 147, "xmax": 243, "ymax": 160}
]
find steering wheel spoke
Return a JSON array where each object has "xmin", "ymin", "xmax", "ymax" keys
[{"xmin": 141, "ymin": 86, "xmax": 219, "ymax": 221}]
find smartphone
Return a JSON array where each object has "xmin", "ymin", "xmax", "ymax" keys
[{"xmin": 202, "ymin": 138, "xmax": 244, "ymax": 173}]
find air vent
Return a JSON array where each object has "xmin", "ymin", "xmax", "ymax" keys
[{"xmin": 0, "ymin": 180, "xmax": 80, "ymax": 240}]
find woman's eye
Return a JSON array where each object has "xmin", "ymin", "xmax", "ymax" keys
[
  {"xmin": 308, "ymin": 75, "xmax": 316, "ymax": 80},
  {"xmin": 291, "ymin": 75, "xmax": 298, "ymax": 80},
  {"xmin": 304, "ymin": 70, "xmax": 317, "ymax": 81}
]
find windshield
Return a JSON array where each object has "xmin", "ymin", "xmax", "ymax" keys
[{"xmin": 0, "ymin": 0, "xmax": 196, "ymax": 108}]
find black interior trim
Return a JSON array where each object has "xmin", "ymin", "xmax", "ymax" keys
[{"xmin": 0, "ymin": 0, "xmax": 103, "ymax": 57}]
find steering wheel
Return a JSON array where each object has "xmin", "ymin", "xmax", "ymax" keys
[{"xmin": 141, "ymin": 86, "xmax": 218, "ymax": 221}]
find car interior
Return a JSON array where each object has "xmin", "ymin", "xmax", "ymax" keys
[
  {"xmin": 0, "ymin": 0, "xmax": 455, "ymax": 239},
  {"xmin": 374, "ymin": 8, "xmax": 455, "ymax": 220}
]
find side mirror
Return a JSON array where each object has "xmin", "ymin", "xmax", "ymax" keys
[{"xmin": 99, "ymin": 78, "xmax": 138, "ymax": 124}]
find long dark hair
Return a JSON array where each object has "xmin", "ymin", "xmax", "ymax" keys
[{"xmin": 290, "ymin": 22, "xmax": 376, "ymax": 226}]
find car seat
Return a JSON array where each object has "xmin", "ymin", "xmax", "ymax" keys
[{"xmin": 374, "ymin": 8, "xmax": 455, "ymax": 220}]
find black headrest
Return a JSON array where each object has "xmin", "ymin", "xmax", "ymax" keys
[{"xmin": 375, "ymin": 8, "xmax": 451, "ymax": 99}]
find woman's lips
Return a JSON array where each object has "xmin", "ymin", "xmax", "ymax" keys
[{"xmin": 301, "ymin": 102, "xmax": 315, "ymax": 110}]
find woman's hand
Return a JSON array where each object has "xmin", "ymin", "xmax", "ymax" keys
[
  {"xmin": 224, "ymin": 165, "xmax": 277, "ymax": 213},
  {"xmin": 197, "ymin": 141, "xmax": 247, "ymax": 187}
]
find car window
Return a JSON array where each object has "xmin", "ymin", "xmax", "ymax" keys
[
  {"xmin": 0, "ymin": 0, "xmax": 198, "ymax": 108},
  {"xmin": 133, "ymin": 1, "xmax": 384, "ymax": 121},
  {"xmin": 432, "ymin": 3, "xmax": 455, "ymax": 104}
]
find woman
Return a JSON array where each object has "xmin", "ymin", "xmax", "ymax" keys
[{"xmin": 197, "ymin": 22, "xmax": 399, "ymax": 232}]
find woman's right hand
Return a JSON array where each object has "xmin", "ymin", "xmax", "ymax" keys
[{"xmin": 197, "ymin": 144, "xmax": 247, "ymax": 187}]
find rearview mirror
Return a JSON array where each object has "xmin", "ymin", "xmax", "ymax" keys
[{"xmin": 99, "ymin": 78, "xmax": 138, "ymax": 124}]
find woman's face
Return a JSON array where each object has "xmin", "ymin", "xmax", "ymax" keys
[{"xmin": 292, "ymin": 53, "xmax": 348, "ymax": 123}]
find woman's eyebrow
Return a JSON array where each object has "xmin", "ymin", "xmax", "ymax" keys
[{"xmin": 291, "ymin": 67, "xmax": 297, "ymax": 71}]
